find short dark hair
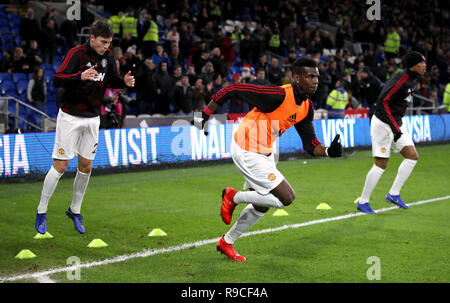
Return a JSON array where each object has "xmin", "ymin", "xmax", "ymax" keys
[
  {"xmin": 292, "ymin": 57, "xmax": 318, "ymax": 75},
  {"xmin": 90, "ymin": 19, "xmax": 113, "ymax": 38}
]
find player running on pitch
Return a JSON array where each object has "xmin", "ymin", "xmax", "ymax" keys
[
  {"xmin": 194, "ymin": 57, "xmax": 343, "ymax": 261},
  {"xmin": 35, "ymin": 20, "xmax": 135, "ymax": 234},
  {"xmin": 356, "ymin": 51, "xmax": 426, "ymax": 214}
]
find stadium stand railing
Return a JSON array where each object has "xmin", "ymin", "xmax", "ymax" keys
[{"xmin": 0, "ymin": 96, "xmax": 56, "ymax": 132}]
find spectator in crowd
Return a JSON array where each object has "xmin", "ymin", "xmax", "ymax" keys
[
  {"xmin": 282, "ymin": 68, "xmax": 293, "ymax": 85},
  {"xmin": 210, "ymin": 47, "xmax": 227, "ymax": 77},
  {"xmin": 384, "ymin": 26, "xmax": 401, "ymax": 60},
  {"xmin": 112, "ymin": 47, "xmax": 126, "ymax": 75},
  {"xmin": 353, "ymin": 67, "xmax": 383, "ymax": 117},
  {"xmin": 11, "ymin": 47, "xmax": 30, "ymax": 74},
  {"xmin": 27, "ymin": 66, "xmax": 47, "ymax": 108},
  {"xmin": 174, "ymin": 73, "xmax": 195, "ymax": 115},
  {"xmin": 254, "ymin": 53, "xmax": 268, "ymax": 75},
  {"xmin": 171, "ymin": 64, "xmax": 183, "ymax": 85},
  {"xmin": 192, "ymin": 77, "xmax": 210, "ymax": 112},
  {"xmin": 152, "ymin": 44, "xmax": 172, "ymax": 69},
  {"xmin": 19, "ymin": 7, "xmax": 40, "ymax": 48},
  {"xmin": 211, "ymin": 73, "xmax": 228, "ymax": 114},
  {"xmin": 267, "ymin": 57, "xmax": 284, "ymax": 86},
  {"xmin": 179, "ymin": 21, "xmax": 195, "ymax": 59},
  {"xmin": 0, "ymin": 51, "xmax": 12, "ymax": 73},
  {"xmin": 221, "ymin": 32, "xmax": 235, "ymax": 70},
  {"xmin": 250, "ymin": 68, "xmax": 271, "ymax": 86},
  {"xmin": 135, "ymin": 58, "xmax": 156, "ymax": 115},
  {"xmin": 444, "ymin": 82, "xmax": 450, "ymax": 112},
  {"xmin": 169, "ymin": 46, "xmax": 184, "ymax": 72},
  {"xmin": 153, "ymin": 61, "xmax": 173, "ymax": 114},
  {"xmin": 186, "ymin": 63, "xmax": 197, "ymax": 86},
  {"xmin": 166, "ymin": 23, "xmax": 180, "ymax": 50},
  {"xmin": 59, "ymin": 19, "xmax": 79, "ymax": 51},
  {"xmin": 195, "ymin": 48, "xmax": 210, "ymax": 74},
  {"xmin": 326, "ymin": 78, "xmax": 349, "ymax": 119},
  {"xmin": 40, "ymin": 5, "xmax": 57, "ymax": 32},
  {"xmin": 141, "ymin": 13, "xmax": 159, "ymax": 58},
  {"xmin": 101, "ymin": 89, "xmax": 123, "ymax": 128},
  {"xmin": 240, "ymin": 64, "xmax": 255, "ymax": 83},
  {"xmin": 120, "ymin": 32, "xmax": 140, "ymax": 55},
  {"xmin": 314, "ymin": 62, "xmax": 332, "ymax": 109},
  {"xmin": 239, "ymin": 31, "xmax": 254, "ymax": 65},
  {"xmin": 200, "ymin": 61, "xmax": 215, "ymax": 84},
  {"xmin": 122, "ymin": 46, "xmax": 140, "ymax": 75},
  {"xmin": 40, "ymin": 18, "xmax": 64, "ymax": 65},
  {"xmin": 26, "ymin": 40, "xmax": 43, "ymax": 71}
]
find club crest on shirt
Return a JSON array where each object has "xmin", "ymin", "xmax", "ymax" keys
[
  {"xmin": 381, "ymin": 147, "xmax": 386, "ymax": 153},
  {"xmin": 101, "ymin": 58, "xmax": 107, "ymax": 68},
  {"xmin": 86, "ymin": 62, "xmax": 92, "ymax": 67},
  {"xmin": 268, "ymin": 173, "xmax": 276, "ymax": 181},
  {"xmin": 58, "ymin": 148, "xmax": 65, "ymax": 155}
]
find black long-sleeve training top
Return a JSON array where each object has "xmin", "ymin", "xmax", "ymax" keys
[{"xmin": 53, "ymin": 41, "xmax": 126, "ymax": 117}]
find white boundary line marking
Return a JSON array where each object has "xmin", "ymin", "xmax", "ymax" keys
[
  {"xmin": 34, "ymin": 275, "xmax": 55, "ymax": 283},
  {"xmin": 1, "ymin": 195, "xmax": 448, "ymax": 283}
]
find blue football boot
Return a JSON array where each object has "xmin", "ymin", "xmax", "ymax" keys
[
  {"xmin": 35, "ymin": 213, "xmax": 47, "ymax": 234},
  {"xmin": 385, "ymin": 193, "xmax": 409, "ymax": 208},
  {"xmin": 357, "ymin": 201, "xmax": 377, "ymax": 214},
  {"xmin": 66, "ymin": 207, "xmax": 85, "ymax": 234}
]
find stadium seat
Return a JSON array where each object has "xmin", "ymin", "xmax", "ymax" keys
[
  {"xmin": 13, "ymin": 35, "xmax": 21, "ymax": 47},
  {"xmin": 41, "ymin": 63, "xmax": 52, "ymax": 70},
  {"xmin": 0, "ymin": 80, "xmax": 16, "ymax": 95},
  {"xmin": 16, "ymin": 79, "xmax": 29, "ymax": 95},
  {"xmin": 0, "ymin": 26, "xmax": 10, "ymax": 34},
  {"xmin": 0, "ymin": 19, "xmax": 8, "ymax": 27},
  {"xmin": 43, "ymin": 70, "xmax": 54, "ymax": 84},
  {"xmin": 0, "ymin": 72, "xmax": 12, "ymax": 83},
  {"xmin": 12, "ymin": 73, "xmax": 27, "ymax": 83}
]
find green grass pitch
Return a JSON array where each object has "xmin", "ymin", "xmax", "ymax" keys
[{"xmin": 0, "ymin": 144, "xmax": 449, "ymax": 283}]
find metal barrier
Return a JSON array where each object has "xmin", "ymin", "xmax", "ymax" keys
[
  {"xmin": 407, "ymin": 94, "xmax": 442, "ymax": 115},
  {"xmin": 0, "ymin": 96, "xmax": 56, "ymax": 133}
]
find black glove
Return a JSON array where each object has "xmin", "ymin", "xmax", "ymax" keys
[
  {"xmin": 394, "ymin": 132, "xmax": 402, "ymax": 142},
  {"xmin": 191, "ymin": 110, "xmax": 211, "ymax": 135},
  {"xmin": 326, "ymin": 134, "xmax": 342, "ymax": 157}
]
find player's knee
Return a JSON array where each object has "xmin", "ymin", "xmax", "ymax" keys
[
  {"xmin": 408, "ymin": 152, "xmax": 419, "ymax": 161},
  {"xmin": 78, "ymin": 163, "xmax": 92, "ymax": 174}
]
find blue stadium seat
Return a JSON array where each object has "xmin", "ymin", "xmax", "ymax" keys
[
  {"xmin": 1, "ymin": 33, "xmax": 12, "ymax": 43},
  {"xmin": 0, "ymin": 72, "xmax": 12, "ymax": 83},
  {"xmin": 0, "ymin": 19, "xmax": 8, "ymax": 27},
  {"xmin": 1, "ymin": 44, "xmax": 14, "ymax": 52},
  {"xmin": 16, "ymin": 79, "xmax": 29, "ymax": 95},
  {"xmin": 0, "ymin": 80, "xmax": 16, "ymax": 95},
  {"xmin": 12, "ymin": 73, "xmax": 27, "ymax": 83},
  {"xmin": 10, "ymin": 18, "xmax": 21, "ymax": 28},
  {"xmin": 0, "ymin": 26, "xmax": 10, "ymax": 34},
  {"xmin": 41, "ymin": 63, "xmax": 52, "ymax": 70},
  {"xmin": 7, "ymin": 12, "xmax": 20, "ymax": 21},
  {"xmin": 4, "ymin": 89, "xmax": 19, "ymax": 99},
  {"xmin": 44, "ymin": 70, "xmax": 54, "ymax": 84},
  {"xmin": 14, "ymin": 35, "xmax": 21, "ymax": 47}
]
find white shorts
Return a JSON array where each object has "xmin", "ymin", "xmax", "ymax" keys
[
  {"xmin": 231, "ymin": 139, "xmax": 284, "ymax": 195},
  {"xmin": 52, "ymin": 108, "xmax": 100, "ymax": 161},
  {"xmin": 371, "ymin": 114, "xmax": 414, "ymax": 158}
]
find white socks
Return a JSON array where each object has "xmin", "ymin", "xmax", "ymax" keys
[
  {"xmin": 360, "ymin": 164, "xmax": 385, "ymax": 204},
  {"xmin": 70, "ymin": 169, "xmax": 91, "ymax": 214},
  {"xmin": 233, "ymin": 190, "xmax": 285, "ymax": 208},
  {"xmin": 37, "ymin": 167, "xmax": 91, "ymax": 214},
  {"xmin": 37, "ymin": 166, "xmax": 63, "ymax": 214},
  {"xmin": 224, "ymin": 204, "xmax": 266, "ymax": 244},
  {"xmin": 389, "ymin": 159, "xmax": 417, "ymax": 196}
]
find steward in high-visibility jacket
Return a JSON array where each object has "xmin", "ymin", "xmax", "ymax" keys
[
  {"xmin": 327, "ymin": 80, "xmax": 348, "ymax": 118},
  {"xmin": 384, "ymin": 27, "xmax": 400, "ymax": 56},
  {"xmin": 122, "ymin": 11, "xmax": 138, "ymax": 38},
  {"xmin": 108, "ymin": 12, "xmax": 125, "ymax": 37},
  {"xmin": 143, "ymin": 20, "xmax": 158, "ymax": 44},
  {"xmin": 444, "ymin": 83, "xmax": 450, "ymax": 112}
]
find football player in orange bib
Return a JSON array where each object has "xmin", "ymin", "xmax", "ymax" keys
[{"xmin": 193, "ymin": 57, "xmax": 342, "ymax": 261}]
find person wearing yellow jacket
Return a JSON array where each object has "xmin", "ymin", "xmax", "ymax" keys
[
  {"xmin": 326, "ymin": 78, "xmax": 349, "ymax": 118},
  {"xmin": 142, "ymin": 13, "xmax": 159, "ymax": 58},
  {"xmin": 384, "ymin": 26, "xmax": 400, "ymax": 60},
  {"xmin": 108, "ymin": 11, "xmax": 124, "ymax": 38},
  {"xmin": 122, "ymin": 9, "xmax": 138, "ymax": 39},
  {"xmin": 444, "ymin": 82, "xmax": 450, "ymax": 112}
]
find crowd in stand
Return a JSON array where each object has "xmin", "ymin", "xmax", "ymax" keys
[{"xmin": 1, "ymin": 0, "xmax": 449, "ymax": 128}]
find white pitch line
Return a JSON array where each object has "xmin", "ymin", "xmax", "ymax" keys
[
  {"xmin": 1, "ymin": 195, "xmax": 448, "ymax": 283},
  {"xmin": 34, "ymin": 275, "xmax": 55, "ymax": 283}
]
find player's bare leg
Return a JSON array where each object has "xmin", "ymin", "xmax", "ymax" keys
[{"xmin": 386, "ymin": 146, "xmax": 418, "ymax": 208}]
